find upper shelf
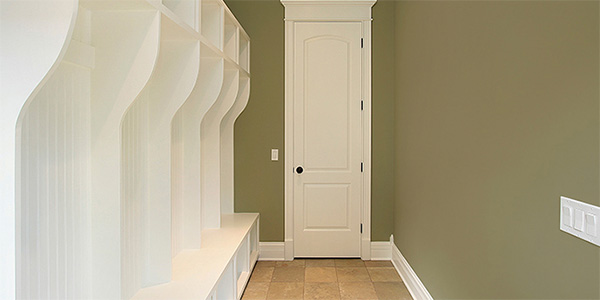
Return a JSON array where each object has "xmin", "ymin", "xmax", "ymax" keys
[{"xmin": 137, "ymin": 0, "xmax": 250, "ymax": 75}]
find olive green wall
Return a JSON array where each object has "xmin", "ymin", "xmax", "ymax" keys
[
  {"xmin": 229, "ymin": 0, "xmax": 285, "ymax": 242},
  {"xmin": 228, "ymin": 0, "xmax": 397, "ymax": 242},
  {"xmin": 393, "ymin": 1, "xmax": 600, "ymax": 299},
  {"xmin": 371, "ymin": 0, "xmax": 396, "ymax": 244}
]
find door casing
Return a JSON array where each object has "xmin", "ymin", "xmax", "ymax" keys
[{"xmin": 281, "ymin": 0, "xmax": 376, "ymax": 260}]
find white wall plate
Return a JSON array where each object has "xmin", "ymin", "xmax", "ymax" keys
[{"xmin": 560, "ymin": 196, "xmax": 600, "ymax": 247}]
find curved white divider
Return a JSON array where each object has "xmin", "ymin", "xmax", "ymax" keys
[
  {"xmin": 172, "ymin": 51, "xmax": 224, "ymax": 257},
  {"xmin": 1, "ymin": 1, "xmax": 78, "ymax": 298},
  {"xmin": 201, "ymin": 67, "xmax": 240, "ymax": 229},
  {"xmin": 120, "ymin": 14, "xmax": 200, "ymax": 299},
  {"xmin": 90, "ymin": 8, "xmax": 161, "ymax": 298},
  {"xmin": 220, "ymin": 76, "xmax": 251, "ymax": 214},
  {"xmin": 15, "ymin": 4, "xmax": 91, "ymax": 300}
]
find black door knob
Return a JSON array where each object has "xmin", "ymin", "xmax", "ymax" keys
[{"xmin": 296, "ymin": 166, "xmax": 304, "ymax": 174}]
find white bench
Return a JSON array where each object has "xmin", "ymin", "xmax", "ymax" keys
[{"xmin": 132, "ymin": 213, "xmax": 259, "ymax": 300}]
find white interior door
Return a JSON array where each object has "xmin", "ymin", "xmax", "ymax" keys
[{"xmin": 293, "ymin": 22, "xmax": 362, "ymax": 257}]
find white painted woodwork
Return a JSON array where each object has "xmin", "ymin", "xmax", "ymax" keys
[
  {"xmin": 282, "ymin": 0, "xmax": 375, "ymax": 260},
  {"xmin": 201, "ymin": 68, "xmax": 240, "ymax": 229},
  {"xmin": 1, "ymin": 1, "xmax": 78, "ymax": 298},
  {"xmin": 292, "ymin": 22, "xmax": 363, "ymax": 257},
  {"xmin": 3, "ymin": 0, "xmax": 252, "ymax": 299},
  {"xmin": 221, "ymin": 76, "xmax": 251, "ymax": 217},
  {"xmin": 18, "ymin": 53, "xmax": 92, "ymax": 300},
  {"xmin": 201, "ymin": 0, "xmax": 223, "ymax": 50},
  {"xmin": 162, "ymin": 0, "xmax": 199, "ymax": 30},
  {"xmin": 90, "ymin": 9, "xmax": 160, "ymax": 298},
  {"xmin": 15, "ymin": 5, "xmax": 92, "ymax": 299},
  {"xmin": 172, "ymin": 56, "xmax": 224, "ymax": 257},
  {"xmin": 224, "ymin": 16, "xmax": 239, "ymax": 63},
  {"xmin": 239, "ymin": 35, "xmax": 250, "ymax": 73},
  {"xmin": 121, "ymin": 16, "xmax": 200, "ymax": 297},
  {"xmin": 131, "ymin": 213, "xmax": 259, "ymax": 300}
]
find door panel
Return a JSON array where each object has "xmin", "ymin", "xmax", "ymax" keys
[
  {"xmin": 293, "ymin": 22, "xmax": 362, "ymax": 257},
  {"xmin": 304, "ymin": 184, "xmax": 350, "ymax": 229},
  {"xmin": 304, "ymin": 37, "xmax": 350, "ymax": 170}
]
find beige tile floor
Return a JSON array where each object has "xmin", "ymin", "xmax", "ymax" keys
[{"xmin": 242, "ymin": 259, "xmax": 413, "ymax": 300}]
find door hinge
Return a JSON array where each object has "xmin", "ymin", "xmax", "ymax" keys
[
  {"xmin": 361, "ymin": 100, "xmax": 363, "ymax": 111},
  {"xmin": 361, "ymin": 162, "xmax": 363, "ymax": 172},
  {"xmin": 361, "ymin": 38, "xmax": 364, "ymax": 48},
  {"xmin": 360, "ymin": 223, "xmax": 363, "ymax": 233}
]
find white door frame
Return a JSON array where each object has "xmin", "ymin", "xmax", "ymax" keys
[{"xmin": 281, "ymin": 0, "xmax": 376, "ymax": 260}]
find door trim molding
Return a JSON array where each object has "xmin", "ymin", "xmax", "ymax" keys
[{"xmin": 282, "ymin": 0, "xmax": 375, "ymax": 261}]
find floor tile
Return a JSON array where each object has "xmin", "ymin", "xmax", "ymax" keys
[
  {"xmin": 267, "ymin": 282, "xmax": 304, "ymax": 300},
  {"xmin": 367, "ymin": 267, "xmax": 402, "ymax": 282},
  {"xmin": 256, "ymin": 261, "xmax": 278, "ymax": 268},
  {"xmin": 250, "ymin": 267, "xmax": 274, "ymax": 282},
  {"xmin": 338, "ymin": 281, "xmax": 378, "ymax": 299},
  {"xmin": 336, "ymin": 267, "xmax": 371, "ymax": 282},
  {"xmin": 304, "ymin": 282, "xmax": 341, "ymax": 299},
  {"xmin": 373, "ymin": 282, "xmax": 412, "ymax": 300},
  {"xmin": 244, "ymin": 260, "xmax": 412, "ymax": 300},
  {"xmin": 306, "ymin": 259, "xmax": 335, "ymax": 267},
  {"xmin": 242, "ymin": 282, "xmax": 270, "ymax": 300},
  {"xmin": 334, "ymin": 259, "xmax": 365, "ymax": 267},
  {"xmin": 272, "ymin": 266, "xmax": 305, "ymax": 282},
  {"xmin": 276, "ymin": 260, "xmax": 306, "ymax": 267},
  {"xmin": 305, "ymin": 267, "xmax": 337, "ymax": 282},
  {"xmin": 364, "ymin": 260, "xmax": 393, "ymax": 268}
]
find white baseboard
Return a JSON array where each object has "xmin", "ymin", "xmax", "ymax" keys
[
  {"xmin": 390, "ymin": 235, "xmax": 434, "ymax": 300},
  {"xmin": 258, "ymin": 240, "xmax": 394, "ymax": 262},
  {"xmin": 258, "ymin": 242, "xmax": 285, "ymax": 261},
  {"xmin": 370, "ymin": 241, "xmax": 391, "ymax": 260}
]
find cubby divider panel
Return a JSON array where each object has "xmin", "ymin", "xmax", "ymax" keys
[
  {"xmin": 121, "ymin": 19, "xmax": 200, "ymax": 298},
  {"xmin": 217, "ymin": 262, "xmax": 236, "ymax": 299},
  {"xmin": 6, "ymin": 1, "xmax": 77, "ymax": 298},
  {"xmin": 17, "ymin": 54, "xmax": 92, "ymax": 300},
  {"xmin": 249, "ymin": 221, "xmax": 259, "ymax": 264},
  {"xmin": 239, "ymin": 35, "xmax": 250, "ymax": 72},
  {"xmin": 162, "ymin": 0, "xmax": 198, "ymax": 30},
  {"xmin": 89, "ymin": 9, "xmax": 161, "ymax": 299},
  {"xmin": 14, "ymin": 4, "xmax": 95, "ymax": 299},
  {"xmin": 201, "ymin": 0, "xmax": 223, "ymax": 50},
  {"xmin": 172, "ymin": 55, "xmax": 224, "ymax": 257},
  {"xmin": 224, "ymin": 17, "xmax": 238, "ymax": 62},
  {"xmin": 200, "ymin": 67, "xmax": 240, "ymax": 229},
  {"xmin": 220, "ymin": 76, "xmax": 250, "ymax": 214},
  {"xmin": 235, "ymin": 239, "xmax": 250, "ymax": 298}
]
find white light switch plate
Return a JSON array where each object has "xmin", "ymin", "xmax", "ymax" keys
[
  {"xmin": 560, "ymin": 196, "xmax": 600, "ymax": 246},
  {"xmin": 271, "ymin": 149, "xmax": 279, "ymax": 161}
]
